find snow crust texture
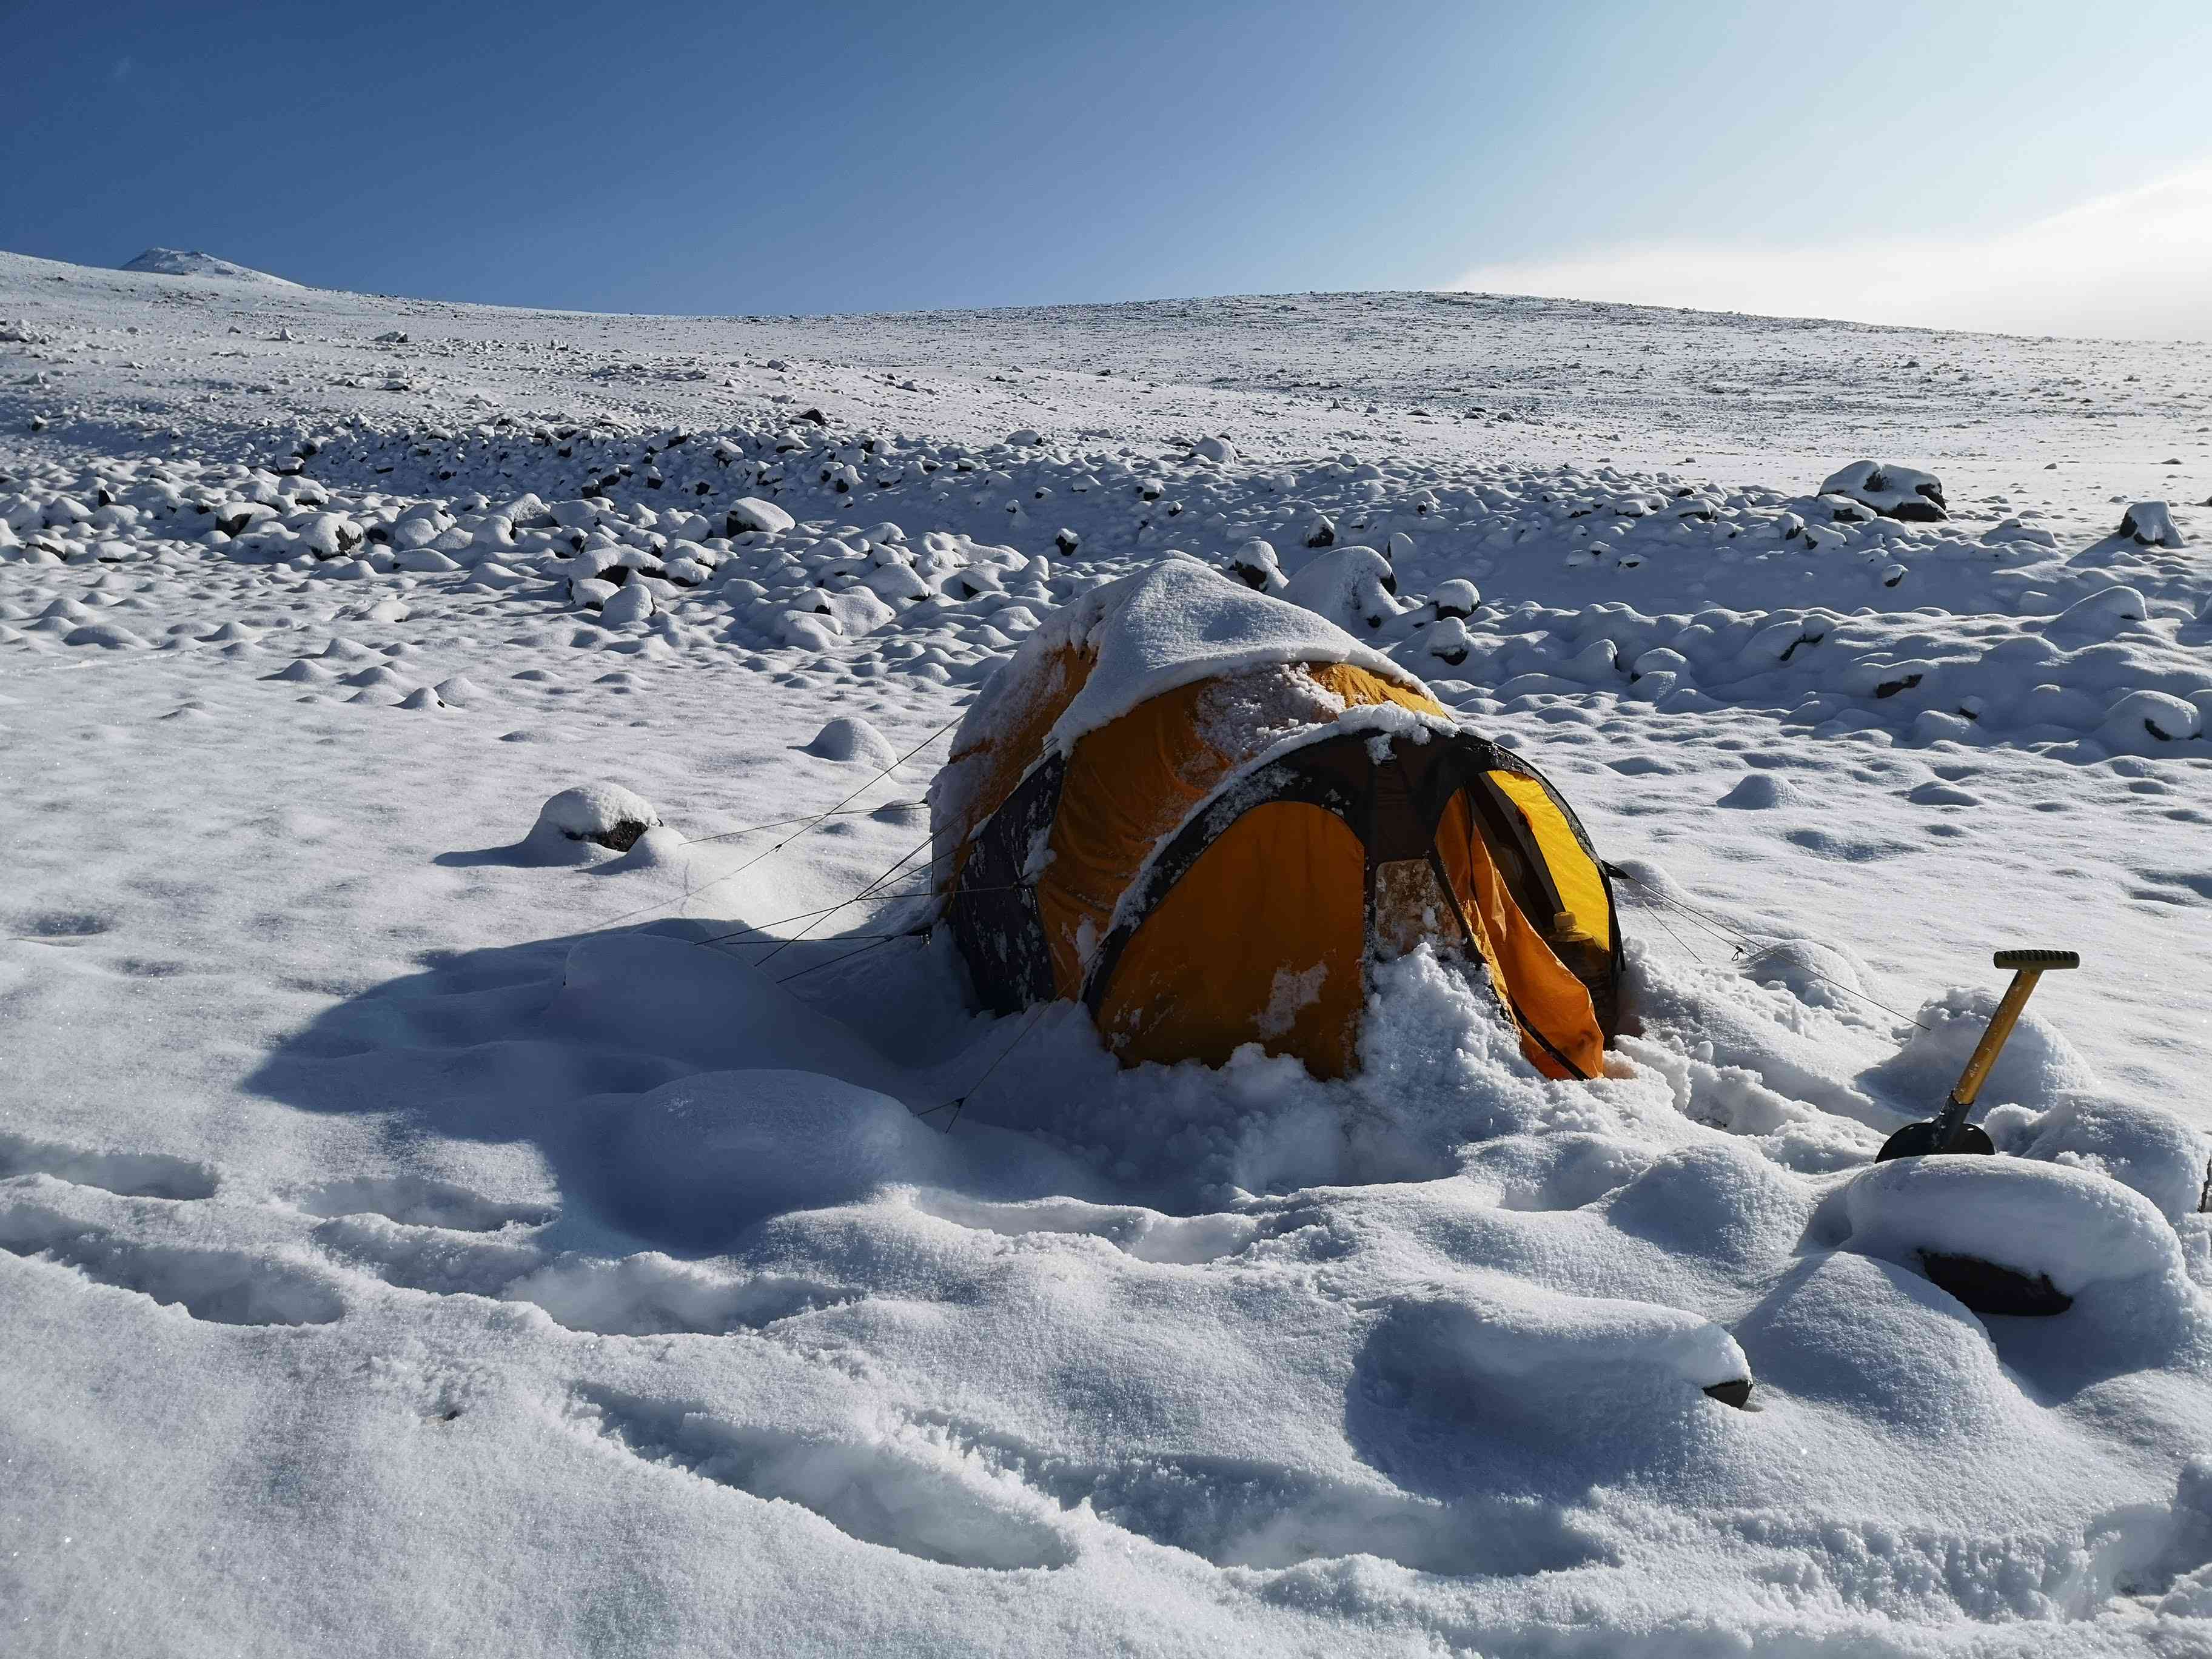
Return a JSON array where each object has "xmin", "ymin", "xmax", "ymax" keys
[{"xmin": 3, "ymin": 249, "xmax": 2212, "ymax": 1656}]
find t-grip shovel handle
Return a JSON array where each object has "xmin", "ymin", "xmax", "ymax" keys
[{"xmin": 1878, "ymin": 949, "xmax": 2079, "ymax": 1161}]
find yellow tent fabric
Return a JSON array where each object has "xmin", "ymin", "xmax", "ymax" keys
[
  {"xmin": 933, "ymin": 564, "xmax": 1620, "ymax": 1084},
  {"xmin": 1037, "ymin": 661, "xmax": 1442, "ymax": 997},
  {"xmin": 1100, "ymin": 802, "xmax": 1368, "ymax": 1075}
]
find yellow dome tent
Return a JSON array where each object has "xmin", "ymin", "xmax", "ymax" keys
[{"xmin": 929, "ymin": 560, "xmax": 1620, "ymax": 1081}]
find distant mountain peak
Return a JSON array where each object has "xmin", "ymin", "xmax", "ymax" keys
[{"xmin": 120, "ymin": 247, "xmax": 298, "ymax": 286}]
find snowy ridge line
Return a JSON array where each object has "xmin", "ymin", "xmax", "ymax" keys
[{"xmin": 10, "ymin": 255, "xmax": 2206, "ymax": 477}]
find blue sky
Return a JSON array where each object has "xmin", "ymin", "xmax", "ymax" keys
[{"xmin": 7, "ymin": 1, "xmax": 2212, "ymax": 334}]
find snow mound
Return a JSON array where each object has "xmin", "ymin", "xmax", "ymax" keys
[
  {"xmin": 1999, "ymin": 1093, "xmax": 2212, "ymax": 1223},
  {"xmin": 2044, "ymin": 584, "xmax": 2149, "ymax": 642},
  {"xmin": 1740, "ymin": 937, "xmax": 1868, "ymax": 1011},
  {"xmin": 1384, "ymin": 1279, "xmax": 1750, "ymax": 1396},
  {"xmin": 1868, "ymin": 982, "xmax": 2099, "ymax": 1113},
  {"xmin": 549, "ymin": 933, "xmax": 908, "ymax": 1097},
  {"xmin": 119, "ymin": 248, "xmax": 298, "ymax": 286},
  {"xmin": 807, "ymin": 715, "xmax": 899, "ymax": 767},
  {"xmin": 1716, "ymin": 771, "xmax": 1803, "ymax": 809}
]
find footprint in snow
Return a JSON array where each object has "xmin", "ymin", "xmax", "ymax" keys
[
  {"xmin": 504, "ymin": 1253, "xmax": 861, "ymax": 1337},
  {"xmin": 0, "ymin": 1203, "xmax": 341, "ymax": 1326},
  {"xmin": 569, "ymin": 1385, "xmax": 1075, "ymax": 1571},
  {"xmin": 2134, "ymin": 870, "xmax": 2212, "ymax": 903},
  {"xmin": 906, "ymin": 1191, "xmax": 1261, "ymax": 1265},
  {"xmin": 310, "ymin": 1213, "xmax": 549, "ymax": 1298},
  {"xmin": 10, "ymin": 909, "xmax": 117, "ymax": 939},
  {"xmin": 297, "ymin": 1173, "xmax": 556, "ymax": 1232},
  {"xmin": 297, "ymin": 1179, "xmax": 857, "ymax": 1337},
  {"xmin": 0, "ymin": 1131, "xmax": 218, "ymax": 1201}
]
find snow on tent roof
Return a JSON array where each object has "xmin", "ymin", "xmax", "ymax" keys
[{"xmin": 1025, "ymin": 557, "xmax": 1427, "ymax": 756}]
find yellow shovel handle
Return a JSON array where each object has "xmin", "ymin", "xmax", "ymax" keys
[
  {"xmin": 1950, "ymin": 950, "xmax": 2077, "ymax": 1109},
  {"xmin": 1951, "ymin": 971, "xmax": 2040, "ymax": 1108}
]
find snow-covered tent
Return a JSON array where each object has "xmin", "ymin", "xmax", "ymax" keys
[{"xmin": 929, "ymin": 560, "xmax": 1622, "ymax": 1079}]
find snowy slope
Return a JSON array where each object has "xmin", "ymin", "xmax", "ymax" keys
[
  {"xmin": 2, "ymin": 251, "xmax": 2211, "ymax": 1656},
  {"xmin": 119, "ymin": 247, "xmax": 299, "ymax": 285}
]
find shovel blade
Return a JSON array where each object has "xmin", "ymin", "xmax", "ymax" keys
[{"xmin": 1875, "ymin": 1121, "xmax": 1996, "ymax": 1162}]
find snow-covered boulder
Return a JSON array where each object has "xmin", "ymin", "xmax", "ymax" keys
[
  {"xmin": 1226, "ymin": 538, "xmax": 1286, "ymax": 593},
  {"xmin": 298, "ymin": 514, "xmax": 364, "ymax": 559},
  {"xmin": 2118, "ymin": 501, "xmax": 2185, "ymax": 548},
  {"xmin": 1421, "ymin": 616, "xmax": 1472, "ymax": 666},
  {"xmin": 525, "ymin": 783, "xmax": 662, "ymax": 862},
  {"xmin": 2042, "ymin": 585, "xmax": 2149, "ymax": 643},
  {"xmin": 1374, "ymin": 1280, "xmax": 1752, "ymax": 1406},
  {"xmin": 2095, "ymin": 689, "xmax": 2202, "ymax": 749},
  {"xmin": 1282, "ymin": 546, "xmax": 1404, "ymax": 632},
  {"xmin": 1432, "ymin": 578, "xmax": 1480, "ymax": 619},
  {"xmin": 599, "ymin": 583, "xmax": 655, "ymax": 626},
  {"xmin": 1817, "ymin": 461, "xmax": 1947, "ymax": 522},
  {"xmin": 724, "ymin": 497, "xmax": 796, "ymax": 537},
  {"xmin": 1835, "ymin": 1155, "xmax": 2185, "ymax": 1304}
]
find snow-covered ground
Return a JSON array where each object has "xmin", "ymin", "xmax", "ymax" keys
[{"xmin": 3, "ymin": 250, "xmax": 2210, "ymax": 1655}]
